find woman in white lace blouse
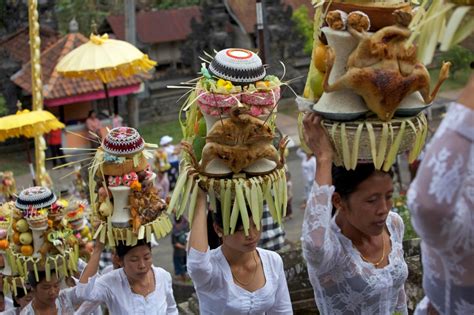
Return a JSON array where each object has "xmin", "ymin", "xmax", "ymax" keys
[
  {"xmin": 187, "ymin": 189, "xmax": 292, "ymax": 315},
  {"xmin": 407, "ymin": 75, "xmax": 474, "ymax": 315},
  {"xmin": 301, "ymin": 113, "xmax": 408, "ymax": 315}
]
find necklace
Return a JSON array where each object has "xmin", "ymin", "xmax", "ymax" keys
[
  {"xmin": 129, "ymin": 269, "xmax": 154, "ymax": 296},
  {"xmin": 231, "ymin": 251, "xmax": 258, "ymax": 286},
  {"xmin": 357, "ymin": 234, "xmax": 386, "ymax": 267}
]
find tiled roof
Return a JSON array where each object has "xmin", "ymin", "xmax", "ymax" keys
[
  {"xmin": 0, "ymin": 25, "xmax": 60, "ymax": 65},
  {"xmin": 11, "ymin": 32, "xmax": 142, "ymax": 102},
  {"xmin": 107, "ymin": 6, "xmax": 201, "ymax": 44},
  {"xmin": 227, "ymin": 0, "xmax": 315, "ymax": 34}
]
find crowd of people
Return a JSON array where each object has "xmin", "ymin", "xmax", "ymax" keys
[{"xmin": 0, "ymin": 74, "xmax": 472, "ymax": 314}]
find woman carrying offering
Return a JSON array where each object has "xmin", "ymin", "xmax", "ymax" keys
[
  {"xmin": 187, "ymin": 189, "xmax": 292, "ymax": 314},
  {"xmin": 407, "ymin": 74, "xmax": 474, "ymax": 315},
  {"xmin": 76, "ymin": 240, "xmax": 178, "ymax": 314},
  {"xmin": 301, "ymin": 112, "xmax": 408, "ymax": 315}
]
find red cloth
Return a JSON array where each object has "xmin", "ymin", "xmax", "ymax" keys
[{"xmin": 47, "ymin": 129, "xmax": 62, "ymax": 145}]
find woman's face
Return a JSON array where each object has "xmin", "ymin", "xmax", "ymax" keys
[
  {"xmin": 122, "ymin": 245, "xmax": 153, "ymax": 279},
  {"xmin": 218, "ymin": 219, "xmax": 261, "ymax": 253},
  {"xmin": 337, "ymin": 172, "xmax": 393, "ymax": 236},
  {"xmin": 34, "ymin": 274, "xmax": 60, "ymax": 305}
]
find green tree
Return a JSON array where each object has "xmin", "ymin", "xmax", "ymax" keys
[
  {"xmin": 55, "ymin": 0, "xmax": 123, "ymax": 35},
  {"xmin": 436, "ymin": 45, "xmax": 474, "ymax": 78},
  {"xmin": 0, "ymin": 96, "xmax": 7, "ymax": 117},
  {"xmin": 153, "ymin": 0, "xmax": 200, "ymax": 9},
  {"xmin": 291, "ymin": 5, "xmax": 313, "ymax": 55}
]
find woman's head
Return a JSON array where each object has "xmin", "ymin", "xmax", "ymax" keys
[
  {"xmin": 88, "ymin": 110, "xmax": 96, "ymax": 118},
  {"xmin": 116, "ymin": 240, "xmax": 152, "ymax": 279},
  {"xmin": 13, "ymin": 285, "xmax": 33, "ymax": 309},
  {"xmin": 212, "ymin": 200, "xmax": 261, "ymax": 253},
  {"xmin": 28, "ymin": 270, "xmax": 61, "ymax": 305},
  {"xmin": 332, "ymin": 164, "xmax": 394, "ymax": 236}
]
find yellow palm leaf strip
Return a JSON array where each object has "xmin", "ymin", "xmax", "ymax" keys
[
  {"xmin": 256, "ymin": 178, "xmax": 264, "ymax": 220},
  {"xmin": 167, "ymin": 168, "xmax": 189, "ymax": 214},
  {"xmin": 223, "ymin": 181, "xmax": 232, "ymax": 235},
  {"xmin": 250, "ymin": 180, "xmax": 261, "ymax": 230},
  {"xmin": 351, "ymin": 123, "xmax": 364, "ymax": 170},
  {"xmin": 341, "ymin": 123, "xmax": 351, "ymax": 169},
  {"xmin": 271, "ymin": 173, "xmax": 282, "ymax": 225},
  {"xmin": 406, "ymin": 119, "xmax": 420, "ymax": 163},
  {"xmin": 383, "ymin": 121, "xmax": 406, "ymax": 172},
  {"xmin": 376, "ymin": 123, "xmax": 389, "ymax": 170},
  {"xmin": 366, "ymin": 122, "xmax": 378, "ymax": 167},
  {"xmin": 208, "ymin": 178, "xmax": 217, "ymax": 211},
  {"xmin": 281, "ymin": 170, "xmax": 288, "ymax": 218},
  {"xmin": 188, "ymin": 179, "xmax": 200, "ymax": 224},
  {"xmin": 236, "ymin": 180, "xmax": 250, "ymax": 236},
  {"xmin": 178, "ymin": 174, "xmax": 195, "ymax": 218},
  {"xmin": 230, "ymin": 196, "xmax": 239, "ymax": 235},
  {"xmin": 245, "ymin": 180, "xmax": 259, "ymax": 230},
  {"xmin": 265, "ymin": 179, "xmax": 278, "ymax": 224}
]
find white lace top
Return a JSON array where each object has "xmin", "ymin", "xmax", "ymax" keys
[
  {"xmin": 302, "ymin": 184, "xmax": 408, "ymax": 315},
  {"xmin": 407, "ymin": 102, "xmax": 474, "ymax": 315}
]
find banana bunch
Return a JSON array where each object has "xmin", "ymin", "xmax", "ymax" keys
[{"xmin": 168, "ymin": 164, "xmax": 287, "ymax": 236}]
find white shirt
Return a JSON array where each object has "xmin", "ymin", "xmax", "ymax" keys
[
  {"xmin": 76, "ymin": 266, "xmax": 178, "ymax": 315},
  {"xmin": 302, "ymin": 183, "xmax": 408, "ymax": 315},
  {"xmin": 296, "ymin": 148, "xmax": 316, "ymax": 183},
  {"xmin": 20, "ymin": 287, "xmax": 78, "ymax": 315},
  {"xmin": 407, "ymin": 102, "xmax": 474, "ymax": 315},
  {"xmin": 187, "ymin": 246, "xmax": 292, "ymax": 314},
  {"xmin": 164, "ymin": 145, "xmax": 179, "ymax": 163}
]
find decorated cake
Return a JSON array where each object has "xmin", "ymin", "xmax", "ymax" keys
[
  {"xmin": 168, "ymin": 48, "xmax": 290, "ymax": 235},
  {"xmin": 89, "ymin": 127, "xmax": 172, "ymax": 246},
  {"xmin": 298, "ymin": 1, "xmax": 452, "ymax": 171}
]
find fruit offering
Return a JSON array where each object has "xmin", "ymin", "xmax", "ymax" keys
[
  {"xmin": 89, "ymin": 127, "xmax": 172, "ymax": 246},
  {"xmin": 168, "ymin": 48, "xmax": 291, "ymax": 235}
]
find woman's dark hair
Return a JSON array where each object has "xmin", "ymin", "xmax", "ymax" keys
[
  {"xmin": 211, "ymin": 198, "xmax": 252, "ymax": 230},
  {"xmin": 87, "ymin": 110, "xmax": 96, "ymax": 118},
  {"xmin": 331, "ymin": 164, "xmax": 393, "ymax": 214},
  {"xmin": 13, "ymin": 286, "xmax": 32, "ymax": 307},
  {"xmin": 28, "ymin": 270, "xmax": 55, "ymax": 288},
  {"xmin": 115, "ymin": 239, "xmax": 151, "ymax": 259}
]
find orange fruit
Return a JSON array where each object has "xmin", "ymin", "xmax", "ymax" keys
[
  {"xmin": 313, "ymin": 43, "xmax": 328, "ymax": 73},
  {"xmin": 20, "ymin": 245, "xmax": 33, "ymax": 256},
  {"xmin": 0, "ymin": 239, "xmax": 9, "ymax": 250},
  {"xmin": 48, "ymin": 219, "xmax": 53, "ymax": 228},
  {"xmin": 13, "ymin": 232, "xmax": 21, "ymax": 245}
]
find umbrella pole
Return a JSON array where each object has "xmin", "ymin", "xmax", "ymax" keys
[
  {"xmin": 103, "ymin": 83, "xmax": 114, "ymax": 121},
  {"xmin": 24, "ymin": 138, "xmax": 37, "ymax": 186}
]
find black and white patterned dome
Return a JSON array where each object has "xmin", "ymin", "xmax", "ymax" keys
[
  {"xmin": 209, "ymin": 48, "xmax": 266, "ymax": 84},
  {"xmin": 15, "ymin": 186, "xmax": 57, "ymax": 210},
  {"xmin": 102, "ymin": 127, "xmax": 145, "ymax": 156}
]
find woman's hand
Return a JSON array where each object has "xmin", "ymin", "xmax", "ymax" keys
[{"xmin": 303, "ymin": 112, "xmax": 334, "ymax": 162}]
